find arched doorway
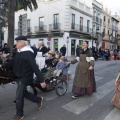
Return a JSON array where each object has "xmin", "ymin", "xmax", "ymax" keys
[{"xmin": 102, "ymin": 42, "xmax": 105, "ymax": 49}]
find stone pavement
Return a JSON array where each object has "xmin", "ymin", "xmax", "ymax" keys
[{"xmin": 0, "ymin": 60, "xmax": 120, "ymax": 120}]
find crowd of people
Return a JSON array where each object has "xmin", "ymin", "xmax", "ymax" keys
[
  {"xmin": 0, "ymin": 37, "xmax": 120, "ymax": 120},
  {"xmin": 76, "ymin": 45, "xmax": 120, "ymax": 61}
]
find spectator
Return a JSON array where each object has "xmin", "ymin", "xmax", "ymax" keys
[
  {"xmin": 60, "ymin": 45, "xmax": 66, "ymax": 56},
  {"xmin": 114, "ymin": 49, "xmax": 118, "ymax": 60},
  {"xmin": 1, "ymin": 43, "xmax": 10, "ymax": 54},
  {"xmin": 76, "ymin": 45, "xmax": 80, "ymax": 57},
  {"xmin": 12, "ymin": 45, "xmax": 17, "ymax": 58},
  {"xmin": 105, "ymin": 49, "xmax": 109, "ymax": 61},
  {"xmin": 38, "ymin": 41, "xmax": 48, "ymax": 56},
  {"xmin": 101, "ymin": 49, "xmax": 105, "ymax": 61},
  {"xmin": 31, "ymin": 44, "xmax": 38, "ymax": 57}
]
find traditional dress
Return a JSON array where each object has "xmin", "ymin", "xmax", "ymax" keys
[{"xmin": 71, "ymin": 48, "xmax": 96, "ymax": 95}]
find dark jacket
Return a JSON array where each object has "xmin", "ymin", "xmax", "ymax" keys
[
  {"xmin": 1, "ymin": 47, "xmax": 10, "ymax": 54},
  {"xmin": 60, "ymin": 47, "xmax": 66, "ymax": 55},
  {"xmin": 38, "ymin": 46, "xmax": 48, "ymax": 55},
  {"xmin": 76, "ymin": 47, "xmax": 80, "ymax": 57},
  {"xmin": 5, "ymin": 46, "xmax": 43, "ymax": 85},
  {"xmin": 45, "ymin": 57, "xmax": 59, "ymax": 68},
  {"xmin": 31, "ymin": 47, "xmax": 38, "ymax": 57}
]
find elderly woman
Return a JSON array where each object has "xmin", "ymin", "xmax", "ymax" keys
[{"xmin": 69, "ymin": 41, "xmax": 96, "ymax": 99}]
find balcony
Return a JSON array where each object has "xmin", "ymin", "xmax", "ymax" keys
[
  {"xmin": 93, "ymin": 16, "xmax": 102, "ymax": 24},
  {"xmin": 107, "ymin": 24, "xmax": 111, "ymax": 29},
  {"xmin": 49, "ymin": 23, "xmax": 61, "ymax": 31},
  {"xmin": 34, "ymin": 25, "xmax": 47, "ymax": 33},
  {"xmin": 103, "ymin": 21, "xmax": 106, "ymax": 27},
  {"xmin": 71, "ymin": 23, "xmax": 92, "ymax": 34},
  {"xmin": 112, "ymin": 26, "xmax": 118, "ymax": 31},
  {"xmin": 27, "ymin": 27, "xmax": 32, "ymax": 35}
]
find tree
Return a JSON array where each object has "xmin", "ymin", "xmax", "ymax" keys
[{"xmin": 8, "ymin": 0, "xmax": 38, "ymax": 52}]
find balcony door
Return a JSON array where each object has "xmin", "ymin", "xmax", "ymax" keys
[
  {"xmin": 80, "ymin": 17, "xmax": 83, "ymax": 31},
  {"xmin": 54, "ymin": 14, "xmax": 59, "ymax": 29},
  {"xmin": 27, "ymin": 19, "xmax": 30, "ymax": 32},
  {"xmin": 39, "ymin": 17, "xmax": 44, "ymax": 30},
  {"xmin": 87, "ymin": 20, "xmax": 90, "ymax": 32},
  {"xmin": 72, "ymin": 14, "xmax": 75, "ymax": 29}
]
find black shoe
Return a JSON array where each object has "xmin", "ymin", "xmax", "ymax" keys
[
  {"xmin": 13, "ymin": 100, "xmax": 16, "ymax": 104},
  {"xmin": 72, "ymin": 95, "xmax": 80, "ymax": 99},
  {"xmin": 37, "ymin": 97, "xmax": 43, "ymax": 109}
]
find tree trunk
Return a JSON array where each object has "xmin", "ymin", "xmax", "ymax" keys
[{"xmin": 8, "ymin": 0, "xmax": 16, "ymax": 53}]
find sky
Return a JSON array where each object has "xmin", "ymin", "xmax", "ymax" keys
[{"xmin": 97, "ymin": 0, "xmax": 120, "ymax": 15}]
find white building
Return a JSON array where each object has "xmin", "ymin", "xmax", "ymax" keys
[
  {"xmin": 4, "ymin": 0, "xmax": 94, "ymax": 56},
  {"xmin": 111, "ymin": 16, "xmax": 119, "ymax": 50},
  {"xmin": 92, "ymin": 0, "xmax": 103, "ymax": 49},
  {"xmin": 101, "ymin": 7, "xmax": 112, "ymax": 49}
]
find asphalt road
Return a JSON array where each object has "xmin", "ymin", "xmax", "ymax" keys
[{"xmin": 0, "ymin": 60, "xmax": 120, "ymax": 120}]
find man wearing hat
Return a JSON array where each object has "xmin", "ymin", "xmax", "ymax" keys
[{"xmin": 4, "ymin": 36, "xmax": 46, "ymax": 120}]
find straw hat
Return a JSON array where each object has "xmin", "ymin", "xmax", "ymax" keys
[{"xmin": 48, "ymin": 50, "xmax": 54, "ymax": 55}]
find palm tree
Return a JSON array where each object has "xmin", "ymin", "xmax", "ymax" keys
[{"xmin": 8, "ymin": 0, "xmax": 38, "ymax": 52}]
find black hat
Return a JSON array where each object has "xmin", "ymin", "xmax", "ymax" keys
[{"xmin": 15, "ymin": 36, "xmax": 27, "ymax": 41}]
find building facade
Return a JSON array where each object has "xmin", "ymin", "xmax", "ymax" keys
[
  {"xmin": 101, "ymin": 7, "xmax": 112, "ymax": 49},
  {"xmin": 92, "ymin": 0, "xmax": 103, "ymax": 49},
  {"xmin": 111, "ymin": 16, "xmax": 119, "ymax": 50},
  {"xmin": 4, "ymin": 0, "xmax": 94, "ymax": 56}
]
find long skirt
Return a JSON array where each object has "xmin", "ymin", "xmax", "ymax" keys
[
  {"xmin": 112, "ymin": 89, "xmax": 120, "ymax": 109},
  {"xmin": 72, "ymin": 69, "xmax": 96, "ymax": 95}
]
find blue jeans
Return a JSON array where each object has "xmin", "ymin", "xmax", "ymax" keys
[{"xmin": 16, "ymin": 80, "xmax": 42, "ymax": 116}]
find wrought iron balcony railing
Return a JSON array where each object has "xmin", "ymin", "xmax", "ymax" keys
[
  {"xmin": 71, "ymin": 23, "xmax": 92, "ymax": 33},
  {"xmin": 34, "ymin": 25, "xmax": 47, "ymax": 33},
  {"xmin": 49, "ymin": 23, "xmax": 61, "ymax": 31}
]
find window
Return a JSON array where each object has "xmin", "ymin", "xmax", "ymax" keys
[
  {"xmin": 39, "ymin": 39, "xmax": 44, "ymax": 42},
  {"xmin": 54, "ymin": 39, "xmax": 58, "ymax": 51},
  {"xmin": 39, "ymin": 17, "xmax": 44, "ymax": 30},
  {"xmin": 54, "ymin": 14, "xmax": 59, "ymax": 29},
  {"xmin": 27, "ymin": 20, "xmax": 30, "ymax": 32},
  {"xmin": 108, "ymin": 30, "xmax": 109, "ymax": 35},
  {"xmin": 72, "ymin": 14, "xmax": 75, "ymax": 29},
  {"xmin": 104, "ymin": 16, "xmax": 106, "ymax": 21},
  {"xmin": 87, "ymin": 20, "xmax": 90, "ymax": 32},
  {"xmin": 80, "ymin": 17, "xmax": 83, "ymax": 31},
  {"xmin": 79, "ymin": 40, "xmax": 83, "ymax": 48},
  {"xmin": 103, "ymin": 28, "xmax": 105, "ymax": 36},
  {"xmin": 108, "ymin": 18, "xmax": 110, "ymax": 23}
]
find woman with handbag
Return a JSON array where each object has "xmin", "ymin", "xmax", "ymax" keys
[{"xmin": 68, "ymin": 41, "xmax": 96, "ymax": 99}]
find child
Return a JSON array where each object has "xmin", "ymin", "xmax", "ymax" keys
[
  {"xmin": 52, "ymin": 52, "xmax": 61, "ymax": 68},
  {"xmin": 54, "ymin": 56, "xmax": 68, "ymax": 78}
]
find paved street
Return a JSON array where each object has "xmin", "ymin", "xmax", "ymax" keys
[{"xmin": 1, "ymin": 60, "xmax": 120, "ymax": 120}]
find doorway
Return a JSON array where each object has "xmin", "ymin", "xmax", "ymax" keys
[
  {"xmin": 54, "ymin": 39, "xmax": 58, "ymax": 52},
  {"xmin": 71, "ymin": 39, "xmax": 76, "ymax": 55}
]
